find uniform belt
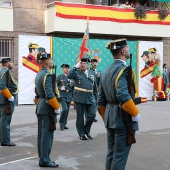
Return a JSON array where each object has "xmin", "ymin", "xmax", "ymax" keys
[
  {"xmin": 39, "ymin": 97, "xmax": 46, "ymax": 99},
  {"xmin": 107, "ymin": 101, "xmax": 119, "ymax": 105},
  {"xmin": 75, "ymin": 87, "xmax": 93, "ymax": 93},
  {"xmin": 60, "ymin": 89, "xmax": 70, "ymax": 92},
  {"xmin": 9, "ymin": 88, "xmax": 17, "ymax": 93}
]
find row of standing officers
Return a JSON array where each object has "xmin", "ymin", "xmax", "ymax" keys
[{"xmin": 0, "ymin": 39, "xmax": 140, "ymax": 169}]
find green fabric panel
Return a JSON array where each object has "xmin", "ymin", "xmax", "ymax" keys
[{"xmin": 53, "ymin": 37, "xmax": 138, "ymax": 81}]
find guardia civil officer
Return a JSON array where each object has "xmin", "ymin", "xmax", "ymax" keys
[
  {"xmin": 34, "ymin": 54, "xmax": 61, "ymax": 168},
  {"xmin": 0, "ymin": 58, "xmax": 18, "ymax": 146},
  {"xmin": 90, "ymin": 58, "xmax": 101, "ymax": 122},
  {"xmin": 90, "ymin": 58, "xmax": 101, "ymax": 89},
  {"xmin": 98, "ymin": 39, "xmax": 140, "ymax": 170},
  {"xmin": 67, "ymin": 58, "xmax": 98, "ymax": 140},
  {"xmin": 56, "ymin": 64, "xmax": 74, "ymax": 131}
]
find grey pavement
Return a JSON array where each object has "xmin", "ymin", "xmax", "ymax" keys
[{"xmin": 0, "ymin": 101, "xmax": 170, "ymax": 170}]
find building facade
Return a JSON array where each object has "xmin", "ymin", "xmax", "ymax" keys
[{"xmin": 0, "ymin": 0, "xmax": 170, "ymax": 81}]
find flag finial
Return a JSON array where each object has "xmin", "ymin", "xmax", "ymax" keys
[{"xmin": 86, "ymin": 16, "xmax": 90, "ymax": 26}]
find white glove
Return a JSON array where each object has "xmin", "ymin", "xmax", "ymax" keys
[
  {"xmin": 75, "ymin": 61, "xmax": 81, "ymax": 68},
  {"xmin": 8, "ymin": 96, "xmax": 14, "ymax": 102},
  {"xmin": 55, "ymin": 108, "xmax": 61, "ymax": 115},
  {"xmin": 132, "ymin": 114, "xmax": 140, "ymax": 122},
  {"xmin": 61, "ymin": 86, "xmax": 65, "ymax": 90}
]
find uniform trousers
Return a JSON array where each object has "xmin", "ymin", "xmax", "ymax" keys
[
  {"xmin": 0, "ymin": 105, "xmax": 14, "ymax": 143},
  {"xmin": 59, "ymin": 100, "xmax": 70, "ymax": 128},
  {"xmin": 37, "ymin": 114, "xmax": 56, "ymax": 165},
  {"xmin": 106, "ymin": 128, "xmax": 132, "ymax": 170},
  {"xmin": 74, "ymin": 102, "xmax": 96, "ymax": 137}
]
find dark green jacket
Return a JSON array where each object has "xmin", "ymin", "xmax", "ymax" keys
[
  {"xmin": 67, "ymin": 67, "xmax": 98, "ymax": 104},
  {"xmin": 0, "ymin": 67, "xmax": 18, "ymax": 107},
  {"xmin": 98, "ymin": 60, "xmax": 139, "ymax": 130},
  {"xmin": 35, "ymin": 68, "xmax": 56, "ymax": 115},
  {"xmin": 90, "ymin": 67, "xmax": 101, "ymax": 88},
  {"xmin": 56, "ymin": 74, "xmax": 73, "ymax": 102}
]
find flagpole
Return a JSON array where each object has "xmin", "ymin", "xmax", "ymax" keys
[{"xmin": 86, "ymin": 17, "xmax": 90, "ymax": 59}]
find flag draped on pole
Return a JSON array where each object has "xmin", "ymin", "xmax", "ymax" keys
[{"xmin": 78, "ymin": 20, "xmax": 90, "ymax": 59}]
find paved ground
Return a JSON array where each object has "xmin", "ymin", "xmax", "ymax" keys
[{"xmin": 0, "ymin": 101, "xmax": 170, "ymax": 170}]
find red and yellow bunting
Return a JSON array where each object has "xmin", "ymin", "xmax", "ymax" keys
[
  {"xmin": 140, "ymin": 63, "xmax": 156, "ymax": 78},
  {"xmin": 22, "ymin": 57, "xmax": 41, "ymax": 73},
  {"xmin": 55, "ymin": 2, "xmax": 170, "ymax": 25}
]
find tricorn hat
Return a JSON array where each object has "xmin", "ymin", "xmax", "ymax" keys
[
  {"xmin": 81, "ymin": 58, "xmax": 91, "ymax": 63},
  {"xmin": 1, "ymin": 57, "xmax": 11, "ymax": 63},
  {"xmin": 106, "ymin": 39, "xmax": 127, "ymax": 50},
  {"xmin": 39, "ymin": 53, "xmax": 51, "ymax": 60},
  {"xmin": 61, "ymin": 64, "xmax": 70, "ymax": 68},
  {"xmin": 91, "ymin": 59, "xmax": 98, "ymax": 62}
]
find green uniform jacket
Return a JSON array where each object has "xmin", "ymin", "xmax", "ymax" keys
[
  {"xmin": 35, "ymin": 68, "xmax": 56, "ymax": 115},
  {"xmin": 56, "ymin": 74, "xmax": 73, "ymax": 102},
  {"xmin": 90, "ymin": 67, "xmax": 101, "ymax": 88},
  {"xmin": 67, "ymin": 67, "xmax": 98, "ymax": 104},
  {"xmin": 0, "ymin": 67, "xmax": 18, "ymax": 108},
  {"xmin": 98, "ymin": 60, "xmax": 139, "ymax": 130}
]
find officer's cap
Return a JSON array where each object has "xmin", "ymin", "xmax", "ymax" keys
[
  {"xmin": 81, "ymin": 58, "xmax": 90, "ymax": 63},
  {"xmin": 106, "ymin": 39, "xmax": 127, "ymax": 50},
  {"xmin": 28, "ymin": 43, "xmax": 39, "ymax": 49},
  {"xmin": 148, "ymin": 48, "xmax": 157, "ymax": 53},
  {"xmin": 38, "ymin": 47, "xmax": 46, "ymax": 53},
  {"xmin": 61, "ymin": 64, "xmax": 70, "ymax": 68},
  {"xmin": 91, "ymin": 59, "xmax": 98, "ymax": 62},
  {"xmin": 39, "ymin": 53, "xmax": 51, "ymax": 60},
  {"xmin": 141, "ymin": 51, "xmax": 150, "ymax": 57},
  {"xmin": 1, "ymin": 57, "xmax": 11, "ymax": 63}
]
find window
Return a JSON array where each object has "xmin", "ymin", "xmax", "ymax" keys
[
  {"xmin": 0, "ymin": 1, "xmax": 12, "ymax": 7},
  {"xmin": 0, "ymin": 37, "xmax": 13, "ymax": 59}
]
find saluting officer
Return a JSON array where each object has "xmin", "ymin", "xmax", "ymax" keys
[
  {"xmin": 56, "ymin": 64, "xmax": 74, "ymax": 131},
  {"xmin": 0, "ymin": 58, "xmax": 18, "ymax": 146},
  {"xmin": 98, "ymin": 39, "xmax": 140, "ymax": 170},
  {"xmin": 67, "ymin": 58, "xmax": 98, "ymax": 140},
  {"xmin": 34, "ymin": 53, "xmax": 61, "ymax": 168}
]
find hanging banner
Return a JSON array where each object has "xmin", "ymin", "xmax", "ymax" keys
[
  {"xmin": 18, "ymin": 35, "xmax": 51, "ymax": 104},
  {"xmin": 138, "ymin": 41, "xmax": 163, "ymax": 100},
  {"xmin": 55, "ymin": 1, "xmax": 170, "ymax": 25}
]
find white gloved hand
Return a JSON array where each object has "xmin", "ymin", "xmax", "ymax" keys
[
  {"xmin": 8, "ymin": 96, "xmax": 14, "ymax": 102},
  {"xmin": 75, "ymin": 61, "xmax": 81, "ymax": 68},
  {"xmin": 61, "ymin": 86, "xmax": 65, "ymax": 90},
  {"xmin": 132, "ymin": 114, "xmax": 140, "ymax": 122},
  {"xmin": 55, "ymin": 108, "xmax": 61, "ymax": 115}
]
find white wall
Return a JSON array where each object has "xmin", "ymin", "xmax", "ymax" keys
[
  {"xmin": 0, "ymin": 7, "xmax": 13, "ymax": 31},
  {"xmin": 62, "ymin": 0, "xmax": 86, "ymax": 3}
]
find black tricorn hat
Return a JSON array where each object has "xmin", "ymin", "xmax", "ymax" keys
[
  {"xmin": 61, "ymin": 64, "xmax": 70, "ymax": 68},
  {"xmin": 81, "ymin": 58, "xmax": 91, "ymax": 63},
  {"xmin": 91, "ymin": 59, "xmax": 98, "ymax": 62},
  {"xmin": 1, "ymin": 57, "xmax": 11, "ymax": 63},
  {"xmin": 106, "ymin": 39, "xmax": 127, "ymax": 50},
  {"xmin": 39, "ymin": 53, "xmax": 51, "ymax": 60}
]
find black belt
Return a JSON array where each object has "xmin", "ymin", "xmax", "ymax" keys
[
  {"xmin": 9, "ymin": 88, "xmax": 17, "ymax": 92},
  {"xmin": 60, "ymin": 90, "xmax": 70, "ymax": 92},
  {"xmin": 39, "ymin": 97, "xmax": 46, "ymax": 99},
  {"xmin": 107, "ymin": 101, "xmax": 119, "ymax": 105}
]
